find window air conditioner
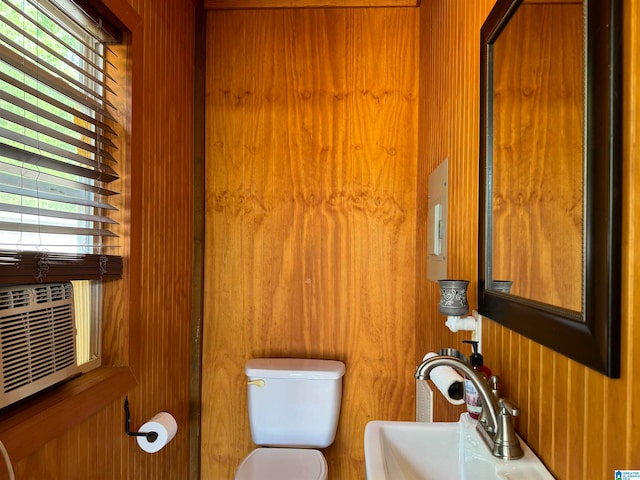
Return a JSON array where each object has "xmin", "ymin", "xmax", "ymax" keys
[{"xmin": 0, "ymin": 283, "xmax": 80, "ymax": 409}]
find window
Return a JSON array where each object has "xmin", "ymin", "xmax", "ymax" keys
[
  {"xmin": 0, "ymin": 0, "xmax": 123, "ymax": 375},
  {"xmin": 0, "ymin": 0, "xmax": 137, "ymax": 461}
]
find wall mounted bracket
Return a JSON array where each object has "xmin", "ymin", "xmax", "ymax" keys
[
  {"xmin": 444, "ymin": 310, "xmax": 483, "ymax": 351},
  {"xmin": 124, "ymin": 397, "xmax": 158, "ymax": 443}
]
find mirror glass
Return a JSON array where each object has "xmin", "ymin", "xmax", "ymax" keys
[
  {"xmin": 479, "ymin": 0, "xmax": 621, "ymax": 377},
  {"xmin": 491, "ymin": 0, "xmax": 584, "ymax": 312}
]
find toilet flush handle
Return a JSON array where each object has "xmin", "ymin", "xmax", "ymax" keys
[{"xmin": 247, "ymin": 379, "xmax": 265, "ymax": 387}]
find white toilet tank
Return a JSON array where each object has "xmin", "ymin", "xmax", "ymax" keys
[{"xmin": 245, "ymin": 358, "xmax": 345, "ymax": 448}]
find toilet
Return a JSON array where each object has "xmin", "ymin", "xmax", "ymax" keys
[{"xmin": 235, "ymin": 358, "xmax": 346, "ymax": 480}]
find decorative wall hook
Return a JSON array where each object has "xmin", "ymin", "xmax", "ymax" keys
[{"xmin": 124, "ymin": 397, "xmax": 158, "ymax": 443}]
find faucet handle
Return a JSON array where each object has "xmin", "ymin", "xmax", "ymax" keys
[
  {"xmin": 493, "ymin": 398, "xmax": 524, "ymax": 460},
  {"xmin": 498, "ymin": 398, "xmax": 520, "ymax": 417}
]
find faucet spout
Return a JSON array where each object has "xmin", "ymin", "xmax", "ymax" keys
[
  {"xmin": 415, "ymin": 355, "xmax": 499, "ymax": 434},
  {"xmin": 415, "ymin": 354, "xmax": 523, "ymax": 460}
]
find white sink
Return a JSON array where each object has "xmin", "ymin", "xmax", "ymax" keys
[{"xmin": 364, "ymin": 414, "xmax": 555, "ymax": 480}]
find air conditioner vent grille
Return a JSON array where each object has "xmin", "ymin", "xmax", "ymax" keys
[{"xmin": 0, "ymin": 283, "xmax": 79, "ymax": 407}]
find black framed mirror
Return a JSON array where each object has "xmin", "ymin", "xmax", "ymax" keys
[{"xmin": 478, "ymin": 0, "xmax": 622, "ymax": 377}]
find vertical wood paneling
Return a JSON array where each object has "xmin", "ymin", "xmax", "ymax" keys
[
  {"xmin": 203, "ymin": 8, "xmax": 418, "ymax": 479},
  {"xmin": 204, "ymin": 0, "xmax": 419, "ymax": 7},
  {"xmin": 416, "ymin": 0, "xmax": 496, "ymax": 422},
  {"xmin": 123, "ymin": 1, "xmax": 195, "ymax": 476},
  {"xmin": 622, "ymin": 2, "xmax": 640, "ymax": 472},
  {"xmin": 418, "ymin": 0, "xmax": 640, "ymax": 478},
  {"xmin": 5, "ymin": 1, "xmax": 196, "ymax": 478}
]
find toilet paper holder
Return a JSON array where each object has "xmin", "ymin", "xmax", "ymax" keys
[{"xmin": 124, "ymin": 397, "xmax": 159, "ymax": 443}]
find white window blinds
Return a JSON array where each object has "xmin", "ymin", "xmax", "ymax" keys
[{"xmin": 0, "ymin": 0, "xmax": 122, "ymax": 282}]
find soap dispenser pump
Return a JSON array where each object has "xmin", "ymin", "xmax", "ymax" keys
[{"xmin": 462, "ymin": 340, "xmax": 492, "ymax": 420}]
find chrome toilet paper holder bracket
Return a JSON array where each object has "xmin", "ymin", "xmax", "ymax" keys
[{"xmin": 124, "ymin": 396, "xmax": 159, "ymax": 443}]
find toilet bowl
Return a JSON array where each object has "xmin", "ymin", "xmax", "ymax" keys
[
  {"xmin": 234, "ymin": 358, "xmax": 345, "ymax": 480},
  {"xmin": 235, "ymin": 448, "xmax": 327, "ymax": 480}
]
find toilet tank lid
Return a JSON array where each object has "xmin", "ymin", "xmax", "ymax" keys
[{"xmin": 246, "ymin": 358, "xmax": 345, "ymax": 380}]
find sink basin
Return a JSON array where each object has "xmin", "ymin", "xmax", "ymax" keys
[{"xmin": 364, "ymin": 414, "xmax": 555, "ymax": 480}]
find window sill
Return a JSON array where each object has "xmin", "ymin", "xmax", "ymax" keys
[{"xmin": 0, "ymin": 366, "xmax": 137, "ymax": 463}]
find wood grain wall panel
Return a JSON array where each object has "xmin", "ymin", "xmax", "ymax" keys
[
  {"xmin": 203, "ymin": 8, "xmax": 418, "ymax": 479},
  {"xmin": 3, "ymin": 0, "xmax": 196, "ymax": 478},
  {"xmin": 204, "ymin": 0, "xmax": 419, "ymax": 8},
  {"xmin": 418, "ymin": 0, "xmax": 640, "ymax": 478}
]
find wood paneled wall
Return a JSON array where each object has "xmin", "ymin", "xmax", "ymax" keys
[
  {"xmin": 3, "ymin": 0, "xmax": 196, "ymax": 478},
  {"xmin": 202, "ymin": 8, "xmax": 418, "ymax": 479},
  {"xmin": 416, "ymin": 0, "xmax": 496, "ymax": 421},
  {"xmin": 418, "ymin": 0, "xmax": 640, "ymax": 478},
  {"xmin": 205, "ymin": 0, "xmax": 418, "ymax": 7}
]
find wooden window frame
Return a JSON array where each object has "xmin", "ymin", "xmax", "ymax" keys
[{"xmin": 0, "ymin": 0, "xmax": 143, "ymax": 463}]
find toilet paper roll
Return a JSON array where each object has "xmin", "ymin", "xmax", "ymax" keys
[
  {"xmin": 422, "ymin": 352, "xmax": 465, "ymax": 405},
  {"xmin": 136, "ymin": 412, "xmax": 178, "ymax": 453}
]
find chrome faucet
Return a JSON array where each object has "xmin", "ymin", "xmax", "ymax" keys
[{"xmin": 415, "ymin": 355, "xmax": 524, "ymax": 460}]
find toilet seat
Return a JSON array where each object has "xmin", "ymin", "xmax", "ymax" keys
[{"xmin": 235, "ymin": 448, "xmax": 328, "ymax": 480}]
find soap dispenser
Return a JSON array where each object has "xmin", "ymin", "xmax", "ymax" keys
[{"xmin": 462, "ymin": 340, "xmax": 492, "ymax": 420}]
